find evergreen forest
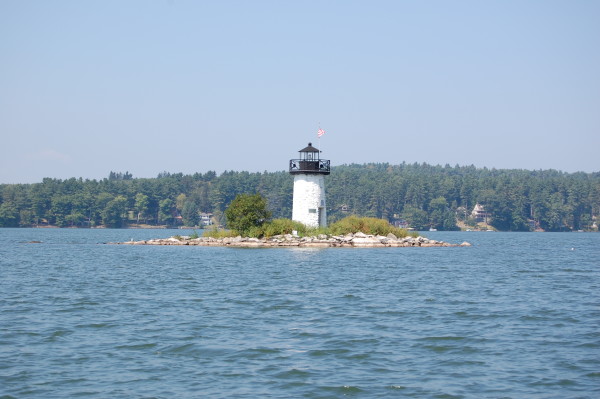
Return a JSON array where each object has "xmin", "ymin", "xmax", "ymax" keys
[{"xmin": 1, "ymin": 164, "xmax": 598, "ymax": 231}]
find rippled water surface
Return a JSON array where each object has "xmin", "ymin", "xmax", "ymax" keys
[{"xmin": 1, "ymin": 229, "xmax": 599, "ymax": 398}]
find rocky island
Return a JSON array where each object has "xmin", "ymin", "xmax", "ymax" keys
[{"xmin": 117, "ymin": 232, "xmax": 471, "ymax": 248}]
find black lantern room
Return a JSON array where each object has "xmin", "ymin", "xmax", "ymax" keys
[{"xmin": 289, "ymin": 143, "xmax": 330, "ymax": 175}]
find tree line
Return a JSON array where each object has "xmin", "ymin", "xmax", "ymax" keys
[{"xmin": 1, "ymin": 163, "xmax": 598, "ymax": 231}]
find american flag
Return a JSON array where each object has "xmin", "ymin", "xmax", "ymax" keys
[{"xmin": 317, "ymin": 128, "xmax": 325, "ymax": 137}]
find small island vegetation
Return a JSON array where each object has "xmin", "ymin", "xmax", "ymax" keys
[
  {"xmin": 205, "ymin": 193, "xmax": 417, "ymax": 239},
  {"xmin": 224, "ymin": 193, "xmax": 272, "ymax": 236}
]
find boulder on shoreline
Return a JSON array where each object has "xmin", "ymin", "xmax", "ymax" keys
[{"xmin": 116, "ymin": 232, "xmax": 470, "ymax": 248}]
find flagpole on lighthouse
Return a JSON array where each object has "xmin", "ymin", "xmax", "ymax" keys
[
  {"xmin": 317, "ymin": 125, "xmax": 325, "ymax": 156},
  {"xmin": 317, "ymin": 123, "xmax": 320, "ymax": 152}
]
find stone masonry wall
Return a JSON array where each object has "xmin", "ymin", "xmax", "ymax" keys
[{"xmin": 292, "ymin": 174, "xmax": 327, "ymax": 227}]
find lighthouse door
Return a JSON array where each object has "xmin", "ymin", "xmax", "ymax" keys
[{"xmin": 318, "ymin": 207, "xmax": 324, "ymax": 227}]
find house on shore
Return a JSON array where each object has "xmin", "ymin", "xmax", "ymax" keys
[
  {"xmin": 200, "ymin": 213, "xmax": 213, "ymax": 226},
  {"xmin": 471, "ymin": 203, "xmax": 489, "ymax": 223}
]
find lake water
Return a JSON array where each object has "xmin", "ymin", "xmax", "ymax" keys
[{"xmin": 0, "ymin": 228, "xmax": 598, "ymax": 398}]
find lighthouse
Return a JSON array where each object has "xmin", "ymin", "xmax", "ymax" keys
[{"xmin": 289, "ymin": 143, "xmax": 330, "ymax": 228}]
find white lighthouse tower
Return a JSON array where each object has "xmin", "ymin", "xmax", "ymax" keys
[{"xmin": 289, "ymin": 143, "xmax": 330, "ymax": 228}]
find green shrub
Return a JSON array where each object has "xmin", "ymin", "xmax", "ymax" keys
[
  {"xmin": 235, "ymin": 218, "xmax": 308, "ymax": 238},
  {"xmin": 329, "ymin": 215, "xmax": 413, "ymax": 238},
  {"xmin": 259, "ymin": 218, "xmax": 308, "ymax": 238},
  {"xmin": 203, "ymin": 227, "xmax": 239, "ymax": 238},
  {"xmin": 224, "ymin": 193, "xmax": 271, "ymax": 236},
  {"xmin": 189, "ymin": 230, "xmax": 200, "ymax": 239}
]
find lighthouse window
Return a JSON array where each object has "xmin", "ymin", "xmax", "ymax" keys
[{"xmin": 308, "ymin": 209, "xmax": 317, "ymax": 213}]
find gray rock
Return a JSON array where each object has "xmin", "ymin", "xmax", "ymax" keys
[{"xmin": 352, "ymin": 236, "xmax": 385, "ymax": 246}]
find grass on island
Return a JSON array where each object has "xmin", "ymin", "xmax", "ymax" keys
[
  {"xmin": 172, "ymin": 230, "xmax": 200, "ymax": 241},
  {"xmin": 203, "ymin": 215, "xmax": 418, "ymax": 240}
]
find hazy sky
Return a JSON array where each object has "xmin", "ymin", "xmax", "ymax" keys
[{"xmin": 1, "ymin": 0, "xmax": 599, "ymax": 183}]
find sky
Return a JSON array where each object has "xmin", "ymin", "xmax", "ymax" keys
[{"xmin": 1, "ymin": 0, "xmax": 599, "ymax": 184}]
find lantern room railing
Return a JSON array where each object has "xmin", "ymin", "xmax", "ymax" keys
[{"xmin": 289, "ymin": 159, "xmax": 330, "ymax": 175}]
